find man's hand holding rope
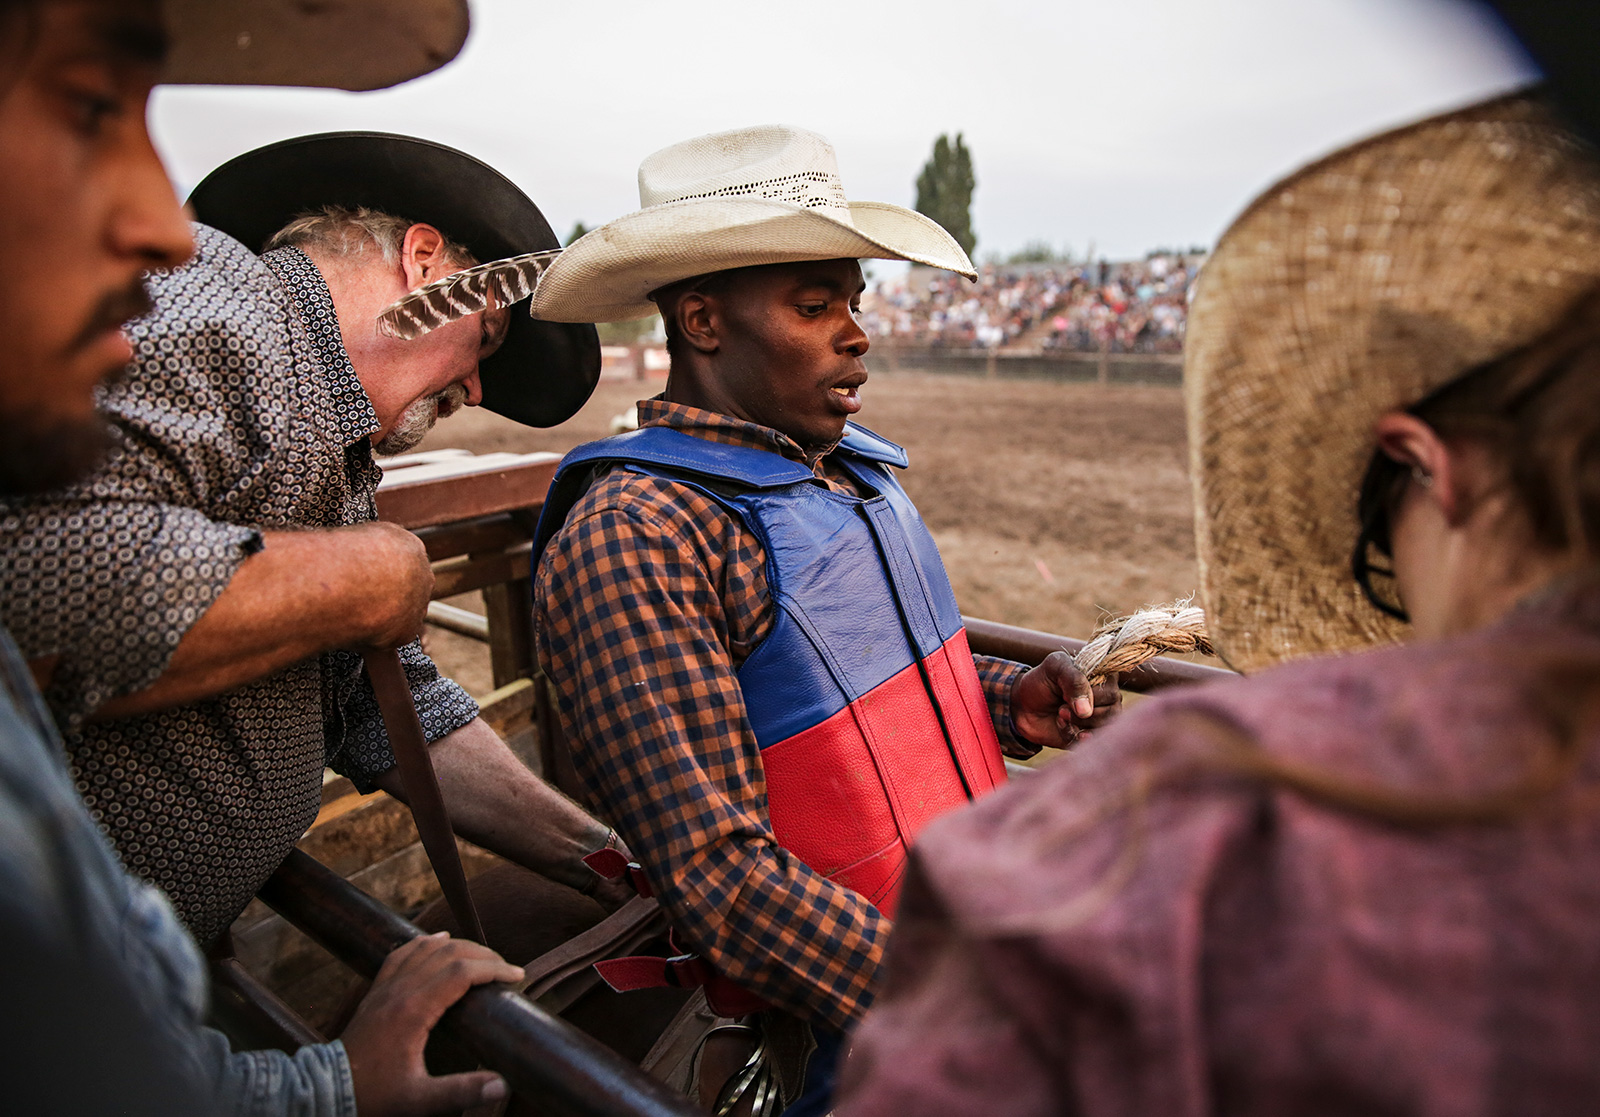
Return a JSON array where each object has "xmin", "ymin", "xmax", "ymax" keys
[{"xmin": 1009, "ymin": 651, "xmax": 1122, "ymax": 749}]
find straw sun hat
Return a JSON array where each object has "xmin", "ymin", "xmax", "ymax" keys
[
  {"xmin": 1187, "ymin": 92, "xmax": 1600, "ymax": 674},
  {"xmin": 531, "ymin": 125, "xmax": 978, "ymax": 323}
]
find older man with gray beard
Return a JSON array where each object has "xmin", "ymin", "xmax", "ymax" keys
[
  {"xmin": 0, "ymin": 131, "xmax": 622, "ymax": 951},
  {"xmin": 386, "ymin": 380, "xmax": 471, "ymax": 455}
]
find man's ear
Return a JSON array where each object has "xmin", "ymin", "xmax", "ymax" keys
[
  {"xmin": 1373, "ymin": 410, "xmax": 1467, "ymax": 527},
  {"xmin": 398, "ymin": 223, "xmax": 453, "ymax": 291},
  {"xmin": 677, "ymin": 291, "xmax": 720, "ymax": 355}
]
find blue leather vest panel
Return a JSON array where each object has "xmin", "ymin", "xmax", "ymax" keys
[
  {"xmin": 732, "ymin": 454, "xmax": 965, "ymax": 746},
  {"xmin": 534, "ymin": 424, "xmax": 964, "ymax": 749}
]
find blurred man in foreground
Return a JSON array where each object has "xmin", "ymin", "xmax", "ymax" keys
[{"xmin": 0, "ymin": 3, "xmax": 528, "ymax": 1114}]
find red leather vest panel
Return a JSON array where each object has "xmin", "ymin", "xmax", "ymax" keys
[{"xmin": 762, "ymin": 629, "xmax": 1005, "ymax": 917}]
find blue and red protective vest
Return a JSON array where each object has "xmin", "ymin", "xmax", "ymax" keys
[{"xmin": 535, "ymin": 421, "xmax": 1008, "ymax": 918}]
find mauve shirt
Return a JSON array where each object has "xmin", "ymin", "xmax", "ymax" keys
[{"xmin": 839, "ymin": 576, "xmax": 1600, "ymax": 1116}]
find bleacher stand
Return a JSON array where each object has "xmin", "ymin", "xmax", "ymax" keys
[{"xmin": 860, "ymin": 253, "xmax": 1200, "ymax": 353}]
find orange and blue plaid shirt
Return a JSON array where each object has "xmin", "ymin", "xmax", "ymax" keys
[{"xmin": 533, "ymin": 398, "xmax": 1030, "ymax": 1029}]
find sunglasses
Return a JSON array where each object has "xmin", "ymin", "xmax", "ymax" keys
[{"xmin": 1350, "ymin": 451, "xmax": 1412, "ymax": 623}]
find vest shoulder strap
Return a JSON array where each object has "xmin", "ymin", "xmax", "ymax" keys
[
  {"xmin": 559, "ymin": 426, "xmax": 814, "ymax": 488},
  {"xmin": 837, "ymin": 422, "xmax": 910, "ymax": 468}
]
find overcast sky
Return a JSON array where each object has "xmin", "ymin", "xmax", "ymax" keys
[{"xmin": 151, "ymin": 0, "xmax": 1538, "ymax": 262}]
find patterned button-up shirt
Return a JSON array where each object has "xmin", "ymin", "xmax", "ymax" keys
[
  {"xmin": 533, "ymin": 398, "xmax": 1029, "ymax": 1032},
  {"xmin": 0, "ymin": 224, "xmax": 479, "ymax": 946}
]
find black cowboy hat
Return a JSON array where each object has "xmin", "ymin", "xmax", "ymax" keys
[
  {"xmin": 1483, "ymin": 1, "xmax": 1600, "ymax": 149},
  {"xmin": 188, "ymin": 132, "xmax": 600, "ymax": 428}
]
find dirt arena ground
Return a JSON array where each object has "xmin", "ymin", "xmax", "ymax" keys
[{"xmin": 415, "ymin": 370, "xmax": 1199, "ymax": 697}]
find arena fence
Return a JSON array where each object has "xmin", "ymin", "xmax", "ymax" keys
[
  {"xmin": 869, "ymin": 344, "xmax": 1184, "ymax": 386},
  {"xmin": 598, "ymin": 344, "xmax": 1186, "ymax": 386}
]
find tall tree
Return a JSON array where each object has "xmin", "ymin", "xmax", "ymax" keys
[
  {"xmin": 913, "ymin": 133, "xmax": 977, "ymax": 259},
  {"xmin": 565, "ymin": 220, "xmax": 590, "ymax": 246}
]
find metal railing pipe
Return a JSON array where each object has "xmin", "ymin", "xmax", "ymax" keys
[
  {"xmin": 258, "ymin": 850, "xmax": 700, "ymax": 1117},
  {"xmin": 426, "ymin": 600, "xmax": 491, "ymax": 641},
  {"xmin": 961, "ymin": 615, "xmax": 1235, "ymax": 691}
]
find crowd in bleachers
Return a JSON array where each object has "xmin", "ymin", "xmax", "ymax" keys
[{"xmin": 859, "ymin": 252, "xmax": 1201, "ymax": 353}]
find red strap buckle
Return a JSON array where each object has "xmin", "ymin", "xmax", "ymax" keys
[
  {"xmin": 592, "ymin": 952, "xmax": 770, "ymax": 1017},
  {"xmin": 593, "ymin": 955, "xmax": 675, "ymax": 993},
  {"xmin": 582, "ymin": 847, "xmax": 654, "ymax": 897},
  {"xmin": 665, "ymin": 952, "xmax": 713, "ymax": 989},
  {"xmin": 593, "ymin": 953, "xmax": 708, "ymax": 990},
  {"xmin": 581, "ymin": 868, "xmax": 775, "ymax": 1017}
]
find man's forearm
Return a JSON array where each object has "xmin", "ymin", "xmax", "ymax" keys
[
  {"xmin": 373, "ymin": 717, "xmax": 622, "ymax": 900},
  {"xmin": 93, "ymin": 524, "xmax": 432, "ymax": 720}
]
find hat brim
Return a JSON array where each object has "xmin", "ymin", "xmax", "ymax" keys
[
  {"xmin": 1185, "ymin": 90, "xmax": 1600, "ymax": 674},
  {"xmin": 161, "ymin": 0, "xmax": 469, "ymax": 91},
  {"xmin": 531, "ymin": 197, "xmax": 976, "ymax": 323},
  {"xmin": 188, "ymin": 132, "xmax": 600, "ymax": 428}
]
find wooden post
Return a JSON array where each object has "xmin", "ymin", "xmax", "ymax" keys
[
  {"xmin": 1098, "ymin": 335, "xmax": 1109, "ymax": 385},
  {"xmin": 481, "ymin": 577, "xmax": 535, "ymax": 689}
]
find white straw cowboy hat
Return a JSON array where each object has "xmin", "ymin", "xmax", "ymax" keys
[
  {"xmin": 1186, "ymin": 91, "xmax": 1600, "ymax": 674},
  {"xmin": 532, "ymin": 124, "xmax": 978, "ymax": 323},
  {"xmin": 161, "ymin": 0, "xmax": 468, "ymax": 90}
]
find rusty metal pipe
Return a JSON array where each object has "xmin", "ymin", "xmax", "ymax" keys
[
  {"xmin": 209, "ymin": 956, "xmax": 326, "ymax": 1052},
  {"xmin": 258, "ymin": 850, "xmax": 700, "ymax": 1117},
  {"xmin": 961, "ymin": 616, "xmax": 1235, "ymax": 691}
]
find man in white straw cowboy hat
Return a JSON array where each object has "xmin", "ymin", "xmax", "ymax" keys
[
  {"xmin": 0, "ymin": 3, "xmax": 541, "ymax": 1115},
  {"xmin": 528, "ymin": 124, "xmax": 1121, "ymax": 1114},
  {"xmin": 838, "ymin": 90, "xmax": 1600, "ymax": 1115}
]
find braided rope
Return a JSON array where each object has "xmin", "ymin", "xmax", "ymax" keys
[{"xmin": 1072, "ymin": 601, "xmax": 1215, "ymax": 682}]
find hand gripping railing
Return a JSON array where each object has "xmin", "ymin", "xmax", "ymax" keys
[{"xmin": 257, "ymin": 849, "xmax": 700, "ymax": 1117}]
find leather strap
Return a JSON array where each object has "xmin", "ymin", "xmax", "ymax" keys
[
  {"xmin": 517, "ymin": 894, "xmax": 666, "ymax": 1006},
  {"xmin": 582, "ymin": 852, "xmax": 773, "ymax": 1017},
  {"xmin": 583, "ymin": 847, "xmax": 656, "ymax": 897},
  {"xmin": 638, "ymin": 988, "xmax": 723, "ymax": 1083},
  {"xmin": 596, "ymin": 947, "xmax": 773, "ymax": 1018},
  {"xmin": 361, "ymin": 647, "xmax": 486, "ymax": 944}
]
